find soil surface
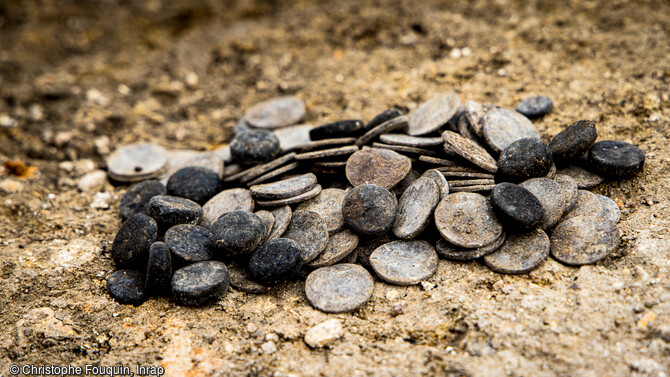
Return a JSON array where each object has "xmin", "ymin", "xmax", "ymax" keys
[{"xmin": 1, "ymin": 0, "xmax": 669, "ymax": 376}]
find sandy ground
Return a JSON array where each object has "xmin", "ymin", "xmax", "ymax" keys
[{"xmin": 0, "ymin": 0, "xmax": 669, "ymax": 376}]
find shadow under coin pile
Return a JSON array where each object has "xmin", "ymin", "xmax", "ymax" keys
[{"xmin": 105, "ymin": 94, "xmax": 644, "ymax": 313}]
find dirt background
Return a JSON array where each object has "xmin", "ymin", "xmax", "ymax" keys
[{"xmin": 1, "ymin": 0, "xmax": 669, "ymax": 376}]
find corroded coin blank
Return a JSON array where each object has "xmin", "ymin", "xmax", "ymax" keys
[
  {"xmin": 202, "ymin": 188, "xmax": 254, "ymax": 226},
  {"xmin": 250, "ymin": 173, "xmax": 317, "ymax": 200},
  {"xmin": 421, "ymin": 169, "xmax": 449, "ymax": 199},
  {"xmin": 355, "ymin": 115, "xmax": 409, "ymax": 146},
  {"xmin": 519, "ymin": 178, "xmax": 566, "ymax": 229},
  {"xmin": 561, "ymin": 190, "xmax": 604, "ymax": 222},
  {"xmin": 171, "ymin": 261, "xmax": 230, "ymax": 306},
  {"xmin": 379, "ymin": 134, "xmax": 443, "ymax": 147},
  {"xmin": 274, "ymin": 124, "xmax": 314, "ymax": 152},
  {"xmin": 393, "ymin": 177, "xmax": 440, "ymax": 239},
  {"xmin": 371, "ymin": 143, "xmax": 440, "ymax": 157},
  {"xmin": 342, "ymin": 184, "xmax": 397, "ymax": 235},
  {"xmin": 268, "ymin": 205, "xmax": 292, "ymax": 240},
  {"xmin": 246, "ymin": 162, "xmax": 300, "ymax": 186},
  {"xmin": 107, "ymin": 143, "xmax": 168, "ymax": 182},
  {"xmin": 408, "ymin": 93, "xmax": 461, "ymax": 136},
  {"xmin": 226, "ymin": 152, "xmax": 296, "ymax": 183},
  {"xmin": 481, "ymin": 108, "xmax": 540, "ymax": 153},
  {"xmin": 441, "ymin": 131, "xmax": 498, "ymax": 173},
  {"xmin": 295, "ymin": 145, "xmax": 359, "ymax": 161},
  {"xmin": 597, "ymin": 194, "xmax": 621, "ymax": 224},
  {"xmin": 305, "ymin": 264, "xmax": 374, "ymax": 313},
  {"xmin": 255, "ymin": 184, "xmax": 322, "ymax": 207},
  {"xmin": 296, "ymin": 188, "xmax": 346, "ymax": 235},
  {"xmin": 307, "ymin": 230, "xmax": 359, "ymax": 268},
  {"xmin": 255, "ymin": 210, "xmax": 275, "ymax": 241},
  {"xmin": 483, "ymin": 229, "xmax": 550, "ymax": 274},
  {"xmin": 553, "ymin": 174, "xmax": 579, "ymax": 213},
  {"xmin": 449, "ymin": 184, "xmax": 496, "ymax": 193},
  {"xmin": 345, "ymin": 148, "xmax": 411, "ymax": 189},
  {"xmin": 243, "ymin": 96, "xmax": 305, "ymax": 129},
  {"xmin": 369, "ymin": 240, "xmax": 439, "ymax": 285},
  {"xmin": 436, "ymin": 233, "xmax": 506, "ymax": 261},
  {"xmin": 464, "ymin": 100, "xmax": 486, "ymax": 137},
  {"xmin": 298, "ymin": 137, "xmax": 358, "ymax": 153},
  {"xmin": 434, "ymin": 192, "xmax": 503, "ymax": 248},
  {"xmin": 555, "ymin": 165, "xmax": 604, "ymax": 189},
  {"xmin": 228, "ymin": 263, "xmax": 270, "ymax": 294},
  {"xmin": 550, "ymin": 215, "xmax": 620, "ymax": 266},
  {"xmin": 281, "ymin": 210, "xmax": 329, "ymax": 263},
  {"xmin": 160, "ymin": 151, "xmax": 224, "ymax": 184}
]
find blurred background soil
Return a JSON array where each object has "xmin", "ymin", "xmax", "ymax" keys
[{"xmin": 0, "ymin": 0, "xmax": 669, "ymax": 376}]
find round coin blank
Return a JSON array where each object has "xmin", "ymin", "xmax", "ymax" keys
[
  {"xmin": 345, "ymin": 149, "xmax": 411, "ymax": 189},
  {"xmin": 243, "ymin": 96, "xmax": 305, "ymax": 129},
  {"xmin": 408, "ymin": 92, "xmax": 461, "ymax": 136},
  {"xmin": 436, "ymin": 233, "xmax": 506, "ymax": 261},
  {"xmin": 296, "ymin": 188, "xmax": 346, "ymax": 235},
  {"xmin": 250, "ymin": 173, "xmax": 317, "ymax": 199},
  {"xmin": 307, "ymin": 230, "xmax": 359, "ymax": 268},
  {"xmin": 369, "ymin": 240, "xmax": 439, "ymax": 285},
  {"xmin": 305, "ymin": 264, "xmax": 374, "ymax": 313},
  {"xmin": 281, "ymin": 210, "xmax": 329, "ymax": 263},
  {"xmin": 483, "ymin": 229, "xmax": 550, "ymax": 274},
  {"xmin": 550, "ymin": 215, "xmax": 620, "ymax": 265},
  {"xmin": 202, "ymin": 188, "xmax": 254, "ymax": 226},
  {"xmin": 393, "ymin": 177, "xmax": 440, "ymax": 239},
  {"xmin": 107, "ymin": 143, "xmax": 168, "ymax": 182},
  {"xmin": 519, "ymin": 178, "xmax": 566, "ymax": 229},
  {"xmin": 481, "ymin": 108, "xmax": 540, "ymax": 153},
  {"xmin": 434, "ymin": 192, "xmax": 503, "ymax": 248}
]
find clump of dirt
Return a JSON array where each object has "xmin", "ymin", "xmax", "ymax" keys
[{"xmin": 1, "ymin": 0, "xmax": 669, "ymax": 376}]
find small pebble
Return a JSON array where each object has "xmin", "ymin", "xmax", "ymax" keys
[
  {"xmin": 307, "ymin": 230, "xmax": 359, "ymax": 268},
  {"xmin": 172, "ymin": 260, "xmax": 230, "ymax": 306},
  {"xmin": 436, "ymin": 233, "xmax": 506, "ymax": 261},
  {"xmin": 211, "ymin": 211, "xmax": 266, "ymax": 258},
  {"xmin": 408, "ymin": 93, "xmax": 461, "ymax": 136},
  {"xmin": 588, "ymin": 140, "xmax": 645, "ymax": 178},
  {"xmin": 434, "ymin": 192, "xmax": 503, "ymax": 248},
  {"xmin": 167, "ymin": 167, "xmax": 220, "ymax": 204},
  {"xmin": 281, "ymin": 210, "xmax": 329, "ymax": 263},
  {"xmin": 147, "ymin": 195, "xmax": 202, "ymax": 229},
  {"xmin": 342, "ymin": 184, "xmax": 397, "ymax": 235},
  {"xmin": 0, "ymin": 179, "xmax": 24, "ymax": 194},
  {"xmin": 393, "ymin": 177, "xmax": 440, "ymax": 239},
  {"xmin": 516, "ymin": 96, "xmax": 553, "ymax": 119},
  {"xmin": 145, "ymin": 242, "xmax": 172, "ymax": 294},
  {"xmin": 107, "ymin": 270, "xmax": 147, "ymax": 306},
  {"xmin": 597, "ymin": 194, "xmax": 621, "ymax": 224},
  {"xmin": 268, "ymin": 205, "xmax": 292, "ymax": 240},
  {"xmin": 345, "ymin": 149, "xmax": 411, "ymax": 189},
  {"xmin": 490, "ymin": 183, "xmax": 544, "ymax": 231},
  {"xmin": 549, "ymin": 120, "xmax": 597, "ymax": 164},
  {"xmin": 309, "ymin": 119, "xmax": 365, "ymax": 140},
  {"xmin": 249, "ymin": 238, "xmax": 303, "ymax": 285},
  {"xmin": 250, "ymin": 173, "xmax": 317, "ymax": 200},
  {"xmin": 441, "ymin": 131, "xmax": 498, "ymax": 173},
  {"xmin": 481, "ymin": 108, "xmax": 540, "ymax": 153},
  {"xmin": 120, "ymin": 180, "xmax": 166, "ymax": 220},
  {"xmin": 201, "ymin": 188, "xmax": 254, "ymax": 226},
  {"xmin": 304, "ymin": 319, "xmax": 344, "ymax": 348},
  {"xmin": 483, "ymin": 228, "xmax": 550, "ymax": 274},
  {"xmin": 107, "ymin": 143, "xmax": 168, "ymax": 182},
  {"xmin": 305, "ymin": 264, "xmax": 374, "ymax": 312},
  {"xmin": 243, "ymin": 96, "xmax": 305, "ymax": 129},
  {"xmin": 553, "ymin": 174, "xmax": 579, "ymax": 213},
  {"xmin": 164, "ymin": 224, "xmax": 214, "ymax": 267},
  {"xmin": 520, "ymin": 178, "xmax": 566, "ymax": 229},
  {"xmin": 364, "ymin": 109, "xmax": 402, "ymax": 131},
  {"xmin": 550, "ymin": 215, "xmax": 620, "ymax": 266},
  {"xmin": 111, "ymin": 214, "xmax": 157, "ymax": 268},
  {"xmin": 77, "ymin": 170, "xmax": 107, "ymax": 192},
  {"xmin": 296, "ymin": 188, "xmax": 346, "ymax": 234},
  {"xmin": 497, "ymin": 138, "xmax": 553, "ymax": 182},
  {"xmin": 231, "ymin": 129, "xmax": 281, "ymax": 164},
  {"xmin": 369, "ymin": 240, "xmax": 438, "ymax": 285}
]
